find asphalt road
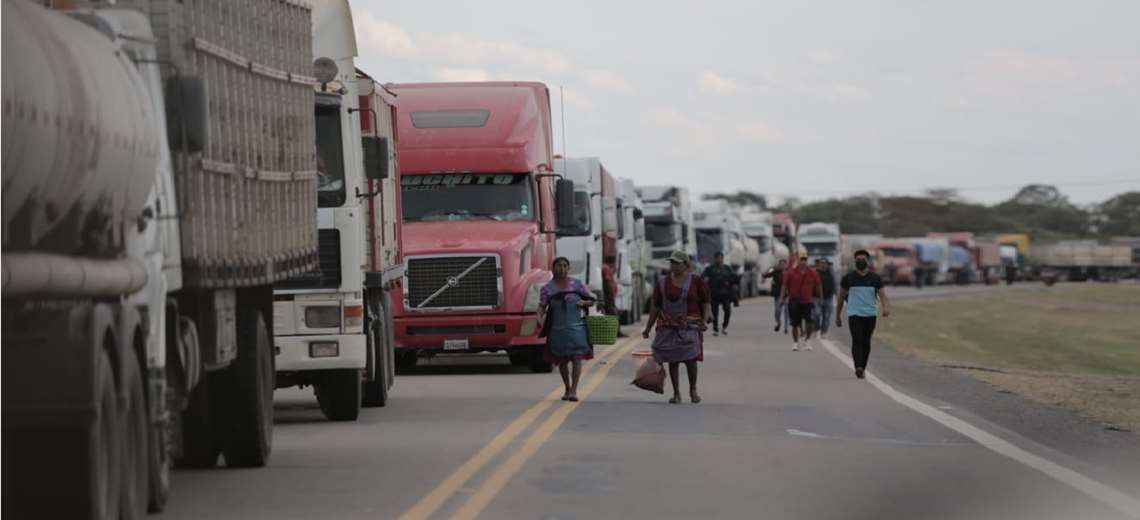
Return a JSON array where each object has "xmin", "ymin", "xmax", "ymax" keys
[{"xmin": 163, "ymin": 290, "xmax": 1140, "ymax": 520}]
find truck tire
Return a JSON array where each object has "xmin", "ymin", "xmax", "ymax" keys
[
  {"xmin": 214, "ymin": 307, "xmax": 274, "ymax": 468},
  {"xmin": 362, "ymin": 325, "xmax": 390, "ymax": 407},
  {"xmin": 120, "ymin": 353, "xmax": 148, "ymax": 519},
  {"xmin": 528, "ymin": 348, "xmax": 553, "ymax": 373},
  {"xmin": 508, "ymin": 350, "xmax": 530, "ymax": 367},
  {"xmin": 316, "ymin": 370, "xmax": 362, "ymax": 421},
  {"xmin": 94, "ymin": 347, "xmax": 123, "ymax": 520},
  {"xmin": 395, "ymin": 350, "xmax": 419, "ymax": 371},
  {"xmin": 147, "ymin": 399, "xmax": 171, "ymax": 512},
  {"xmin": 175, "ymin": 373, "xmax": 218, "ymax": 468},
  {"xmin": 4, "ymin": 347, "xmax": 121, "ymax": 520}
]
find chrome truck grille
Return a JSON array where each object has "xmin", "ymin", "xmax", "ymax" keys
[{"xmin": 405, "ymin": 255, "xmax": 500, "ymax": 309}]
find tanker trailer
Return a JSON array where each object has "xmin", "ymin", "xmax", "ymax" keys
[{"xmin": 2, "ymin": 1, "xmax": 318, "ymax": 517}]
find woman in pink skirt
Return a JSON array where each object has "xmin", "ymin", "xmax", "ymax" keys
[{"xmin": 642, "ymin": 250, "xmax": 711, "ymax": 404}]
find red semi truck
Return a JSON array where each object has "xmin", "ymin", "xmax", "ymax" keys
[
  {"xmin": 875, "ymin": 240, "xmax": 918, "ymax": 286},
  {"xmin": 387, "ymin": 82, "xmax": 574, "ymax": 372}
]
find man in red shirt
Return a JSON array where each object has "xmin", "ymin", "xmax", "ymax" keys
[{"xmin": 781, "ymin": 251, "xmax": 823, "ymax": 351}]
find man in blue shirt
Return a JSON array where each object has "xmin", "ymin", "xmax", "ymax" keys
[{"xmin": 836, "ymin": 249, "xmax": 891, "ymax": 379}]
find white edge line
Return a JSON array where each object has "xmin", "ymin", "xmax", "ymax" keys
[{"xmin": 819, "ymin": 337, "xmax": 1140, "ymax": 519}]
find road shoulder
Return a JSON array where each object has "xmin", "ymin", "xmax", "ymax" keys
[{"xmin": 827, "ymin": 329, "xmax": 1140, "ymax": 494}]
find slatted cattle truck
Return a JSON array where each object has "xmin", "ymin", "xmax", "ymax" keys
[{"xmin": 2, "ymin": 0, "xmax": 318, "ymax": 517}]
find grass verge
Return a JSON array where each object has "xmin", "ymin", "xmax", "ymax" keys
[{"xmin": 876, "ymin": 284, "xmax": 1140, "ymax": 432}]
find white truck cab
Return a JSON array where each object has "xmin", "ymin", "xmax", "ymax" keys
[
  {"xmin": 799, "ymin": 222, "xmax": 842, "ymax": 279},
  {"xmin": 272, "ymin": 0, "xmax": 400, "ymax": 421},
  {"xmin": 638, "ymin": 185, "xmax": 697, "ymax": 275},
  {"xmin": 614, "ymin": 178, "xmax": 647, "ymax": 324},
  {"xmin": 555, "ymin": 157, "xmax": 606, "ymax": 297}
]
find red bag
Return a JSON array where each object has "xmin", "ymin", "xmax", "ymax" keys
[{"xmin": 632, "ymin": 356, "xmax": 665, "ymax": 394}]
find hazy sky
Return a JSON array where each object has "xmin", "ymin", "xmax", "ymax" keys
[{"xmin": 348, "ymin": 0, "xmax": 1140, "ymax": 204}]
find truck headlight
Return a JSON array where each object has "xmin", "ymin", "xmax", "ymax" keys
[
  {"xmin": 304, "ymin": 306, "xmax": 341, "ymax": 329},
  {"xmin": 522, "ymin": 283, "xmax": 542, "ymax": 313}
]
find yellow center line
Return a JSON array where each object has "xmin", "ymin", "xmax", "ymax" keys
[
  {"xmin": 396, "ymin": 339, "xmax": 637, "ymax": 520},
  {"xmin": 451, "ymin": 338, "xmax": 641, "ymax": 520}
]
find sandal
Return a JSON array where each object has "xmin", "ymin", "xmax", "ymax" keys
[
  {"xmin": 690, "ymin": 393, "xmax": 702, "ymax": 404},
  {"xmin": 668, "ymin": 396, "xmax": 681, "ymax": 404},
  {"xmin": 568, "ymin": 396, "xmax": 579, "ymax": 402}
]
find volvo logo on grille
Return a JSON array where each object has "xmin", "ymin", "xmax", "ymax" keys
[{"xmin": 414, "ymin": 257, "xmax": 491, "ymax": 309}]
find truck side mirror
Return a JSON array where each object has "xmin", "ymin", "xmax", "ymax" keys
[
  {"xmin": 555, "ymin": 179, "xmax": 576, "ymax": 230},
  {"xmin": 633, "ymin": 208, "xmax": 643, "ymax": 220},
  {"xmin": 362, "ymin": 136, "xmax": 389, "ymax": 180},
  {"xmin": 165, "ymin": 75, "xmax": 207, "ymax": 153}
]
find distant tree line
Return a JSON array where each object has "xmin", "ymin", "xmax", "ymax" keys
[{"xmin": 703, "ymin": 185, "xmax": 1140, "ymax": 239}]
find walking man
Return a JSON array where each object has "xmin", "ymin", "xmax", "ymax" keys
[
  {"xmin": 781, "ymin": 252, "xmax": 822, "ymax": 351},
  {"xmin": 601, "ymin": 257, "xmax": 618, "ymax": 315},
  {"xmin": 762, "ymin": 258, "xmax": 788, "ymax": 332},
  {"xmin": 815, "ymin": 258, "xmax": 836, "ymax": 339},
  {"xmin": 836, "ymin": 249, "xmax": 891, "ymax": 379},
  {"xmin": 702, "ymin": 252, "xmax": 739, "ymax": 336}
]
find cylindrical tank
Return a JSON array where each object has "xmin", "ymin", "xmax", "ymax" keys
[{"xmin": 2, "ymin": 0, "xmax": 160, "ymax": 255}]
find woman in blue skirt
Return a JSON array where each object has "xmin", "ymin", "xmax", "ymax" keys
[{"xmin": 538, "ymin": 257, "xmax": 597, "ymax": 401}]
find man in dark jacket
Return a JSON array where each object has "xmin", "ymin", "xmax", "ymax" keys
[
  {"xmin": 762, "ymin": 258, "xmax": 789, "ymax": 332},
  {"xmin": 815, "ymin": 258, "xmax": 837, "ymax": 339},
  {"xmin": 702, "ymin": 252, "xmax": 739, "ymax": 336}
]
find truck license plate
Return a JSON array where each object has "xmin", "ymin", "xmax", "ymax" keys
[{"xmin": 443, "ymin": 339, "xmax": 469, "ymax": 351}]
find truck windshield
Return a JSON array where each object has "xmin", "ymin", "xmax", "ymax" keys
[
  {"xmin": 803, "ymin": 242, "xmax": 838, "ymax": 257},
  {"xmin": 315, "ymin": 103, "xmax": 346, "ymax": 207},
  {"xmin": 560, "ymin": 191, "xmax": 591, "ymax": 236},
  {"xmin": 402, "ymin": 173, "xmax": 535, "ymax": 222},
  {"xmin": 697, "ymin": 229, "xmax": 723, "ymax": 261},
  {"xmin": 646, "ymin": 221, "xmax": 680, "ymax": 247}
]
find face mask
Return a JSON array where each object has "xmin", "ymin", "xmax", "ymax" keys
[{"xmin": 855, "ymin": 259, "xmax": 868, "ymax": 271}]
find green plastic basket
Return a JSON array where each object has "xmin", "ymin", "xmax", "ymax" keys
[{"xmin": 586, "ymin": 314, "xmax": 619, "ymax": 345}]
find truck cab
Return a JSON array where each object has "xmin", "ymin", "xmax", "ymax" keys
[
  {"xmin": 638, "ymin": 185, "xmax": 697, "ymax": 275},
  {"xmin": 799, "ymin": 222, "xmax": 841, "ymax": 280},
  {"xmin": 555, "ymin": 157, "xmax": 607, "ymax": 299},
  {"xmin": 614, "ymin": 178, "xmax": 647, "ymax": 323},
  {"xmin": 741, "ymin": 210, "xmax": 777, "ymax": 293},
  {"xmin": 771, "ymin": 213, "xmax": 798, "ymax": 255},
  {"xmin": 272, "ymin": 1, "xmax": 401, "ymax": 421},
  {"xmin": 874, "ymin": 241, "xmax": 917, "ymax": 286},
  {"xmin": 694, "ymin": 200, "xmax": 756, "ymax": 298},
  {"xmin": 388, "ymin": 81, "xmax": 574, "ymax": 373}
]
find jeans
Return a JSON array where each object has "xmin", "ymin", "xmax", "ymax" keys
[
  {"xmin": 816, "ymin": 296, "xmax": 834, "ymax": 334},
  {"xmin": 848, "ymin": 315, "xmax": 877, "ymax": 369},
  {"xmin": 711, "ymin": 299, "xmax": 733, "ymax": 331},
  {"xmin": 773, "ymin": 295, "xmax": 788, "ymax": 330}
]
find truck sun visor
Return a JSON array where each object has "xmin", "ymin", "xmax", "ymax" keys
[{"xmin": 411, "ymin": 109, "xmax": 490, "ymax": 128}]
